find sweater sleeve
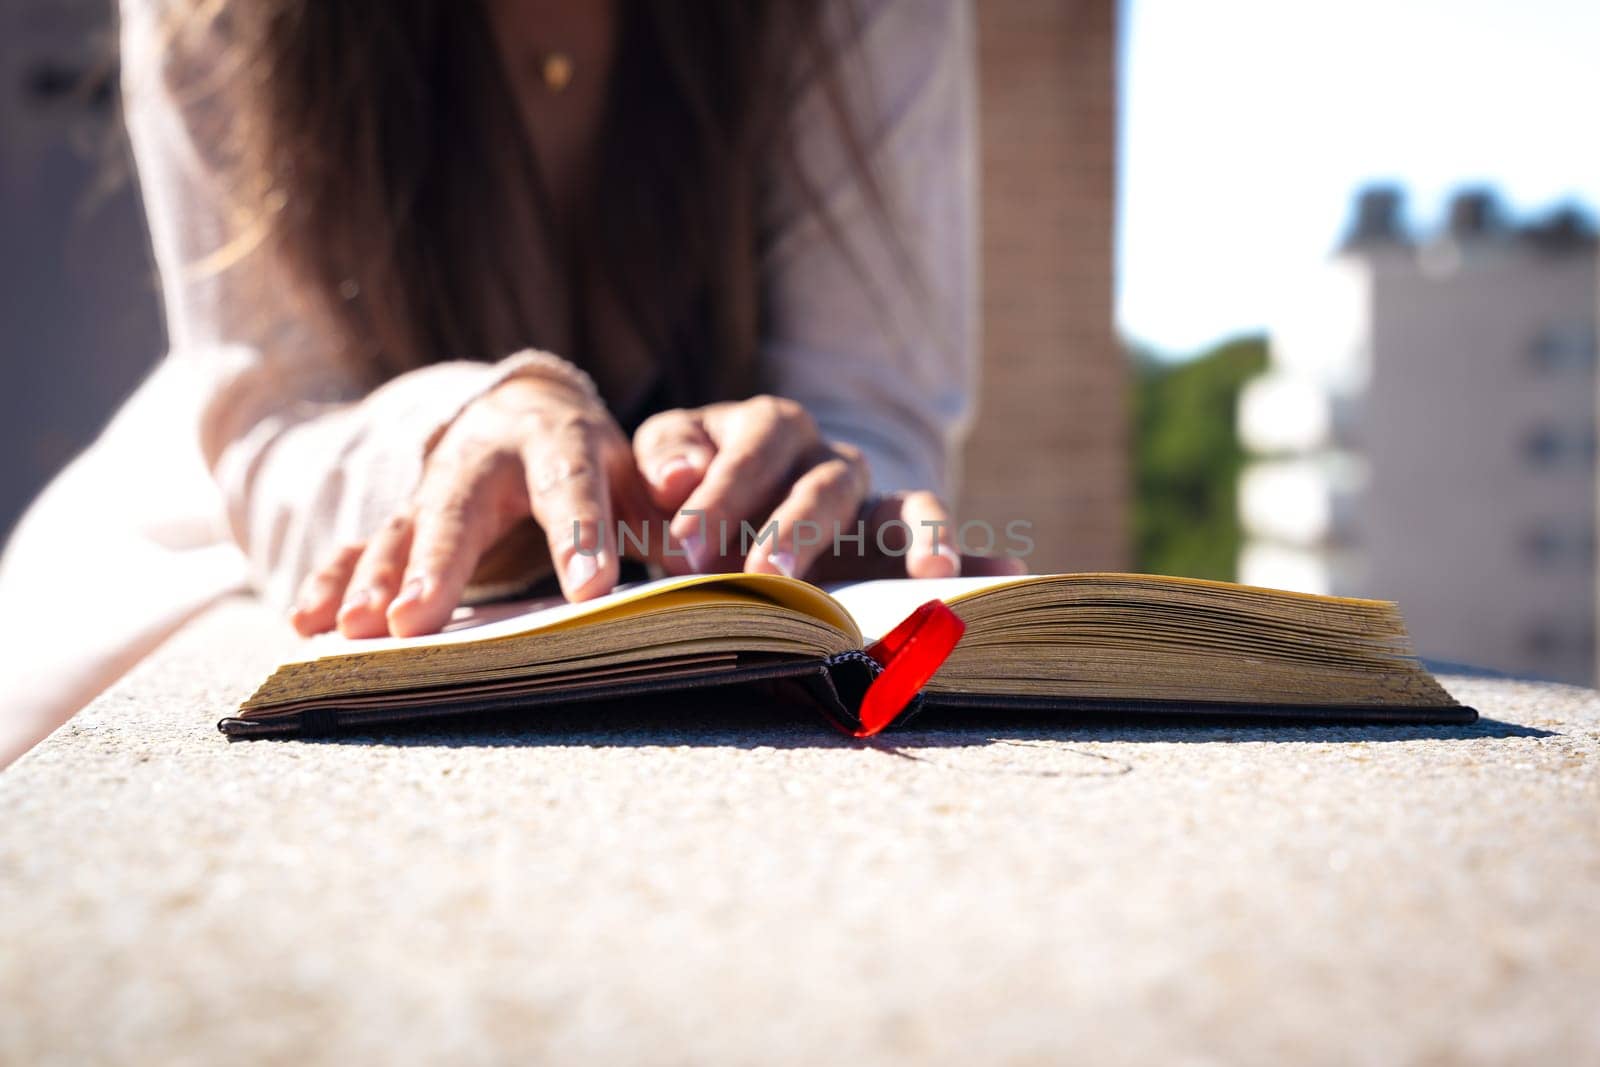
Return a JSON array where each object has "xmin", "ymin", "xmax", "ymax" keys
[
  {"xmin": 759, "ymin": 0, "xmax": 980, "ymax": 501},
  {"xmin": 119, "ymin": 0, "xmax": 551, "ymax": 609}
]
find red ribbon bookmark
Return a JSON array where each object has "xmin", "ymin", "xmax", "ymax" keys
[{"xmin": 854, "ymin": 599, "xmax": 966, "ymax": 737}]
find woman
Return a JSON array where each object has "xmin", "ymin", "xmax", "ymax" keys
[{"xmin": 0, "ymin": 0, "xmax": 1014, "ymax": 763}]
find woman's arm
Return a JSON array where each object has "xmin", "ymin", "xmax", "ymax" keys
[
  {"xmin": 760, "ymin": 0, "xmax": 979, "ymax": 501},
  {"xmin": 630, "ymin": 0, "xmax": 992, "ymax": 581},
  {"xmin": 119, "ymin": 0, "xmax": 583, "ymax": 612},
  {"xmin": 627, "ymin": 0, "xmax": 993, "ymax": 582}
]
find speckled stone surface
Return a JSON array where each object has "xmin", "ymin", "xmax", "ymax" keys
[{"xmin": 3, "ymin": 596, "xmax": 1598, "ymax": 1066}]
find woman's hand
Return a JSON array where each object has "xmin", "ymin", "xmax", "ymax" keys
[
  {"xmin": 290, "ymin": 369, "xmax": 654, "ymax": 639},
  {"xmin": 633, "ymin": 396, "xmax": 1026, "ymax": 581}
]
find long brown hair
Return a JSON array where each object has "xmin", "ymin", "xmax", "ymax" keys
[{"xmin": 162, "ymin": 0, "xmax": 894, "ymax": 413}]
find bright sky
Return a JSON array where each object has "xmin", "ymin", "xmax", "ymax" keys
[{"xmin": 1117, "ymin": 0, "xmax": 1600, "ymax": 357}]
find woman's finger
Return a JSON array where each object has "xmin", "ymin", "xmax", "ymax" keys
[
  {"xmin": 632, "ymin": 408, "xmax": 715, "ymax": 514},
  {"xmin": 670, "ymin": 397, "xmax": 819, "ymax": 570},
  {"xmin": 895, "ymin": 490, "xmax": 961, "ymax": 579},
  {"xmin": 289, "ymin": 542, "xmax": 365, "ymax": 636},
  {"xmin": 745, "ymin": 444, "xmax": 870, "ymax": 579},
  {"xmin": 337, "ymin": 514, "xmax": 416, "ymax": 638},
  {"xmin": 521, "ymin": 419, "xmax": 620, "ymax": 602},
  {"xmin": 385, "ymin": 465, "xmax": 503, "ymax": 638},
  {"xmin": 874, "ymin": 494, "xmax": 1026, "ymax": 577}
]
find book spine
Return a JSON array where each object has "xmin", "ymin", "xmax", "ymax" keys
[{"xmin": 811, "ymin": 650, "xmax": 887, "ymax": 734}]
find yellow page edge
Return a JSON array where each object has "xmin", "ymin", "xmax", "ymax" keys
[{"xmin": 289, "ymin": 572, "xmax": 862, "ymax": 667}]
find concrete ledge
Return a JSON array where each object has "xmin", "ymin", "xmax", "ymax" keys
[{"xmin": 3, "ymin": 595, "xmax": 1598, "ymax": 1064}]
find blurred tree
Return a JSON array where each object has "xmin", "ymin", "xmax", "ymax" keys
[{"xmin": 1131, "ymin": 334, "xmax": 1267, "ymax": 580}]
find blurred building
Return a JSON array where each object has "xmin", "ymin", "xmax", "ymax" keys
[
  {"xmin": 960, "ymin": 0, "xmax": 1127, "ymax": 572},
  {"xmin": 1238, "ymin": 187, "xmax": 1599, "ymax": 684},
  {"xmin": 1, "ymin": 0, "xmax": 1126, "ymax": 573}
]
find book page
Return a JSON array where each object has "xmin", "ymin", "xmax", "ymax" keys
[
  {"xmin": 825, "ymin": 576, "xmax": 1038, "ymax": 641},
  {"xmin": 295, "ymin": 572, "xmax": 862, "ymax": 659}
]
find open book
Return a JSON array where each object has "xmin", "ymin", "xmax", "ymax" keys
[{"xmin": 219, "ymin": 572, "xmax": 1475, "ymax": 738}]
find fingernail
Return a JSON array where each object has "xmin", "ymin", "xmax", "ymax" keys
[
  {"xmin": 391, "ymin": 577, "xmax": 426, "ymax": 609},
  {"xmin": 934, "ymin": 541, "xmax": 961, "ymax": 576},
  {"xmin": 653, "ymin": 456, "xmax": 694, "ymax": 484},
  {"xmin": 339, "ymin": 588, "xmax": 376, "ymax": 616},
  {"xmin": 683, "ymin": 533, "xmax": 708, "ymax": 572},
  {"xmin": 768, "ymin": 550, "xmax": 797, "ymax": 578},
  {"xmin": 566, "ymin": 551, "xmax": 600, "ymax": 592}
]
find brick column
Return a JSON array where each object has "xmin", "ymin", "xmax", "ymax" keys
[{"xmin": 960, "ymin": 0, "xmax": 1127, "ymax": 572}]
